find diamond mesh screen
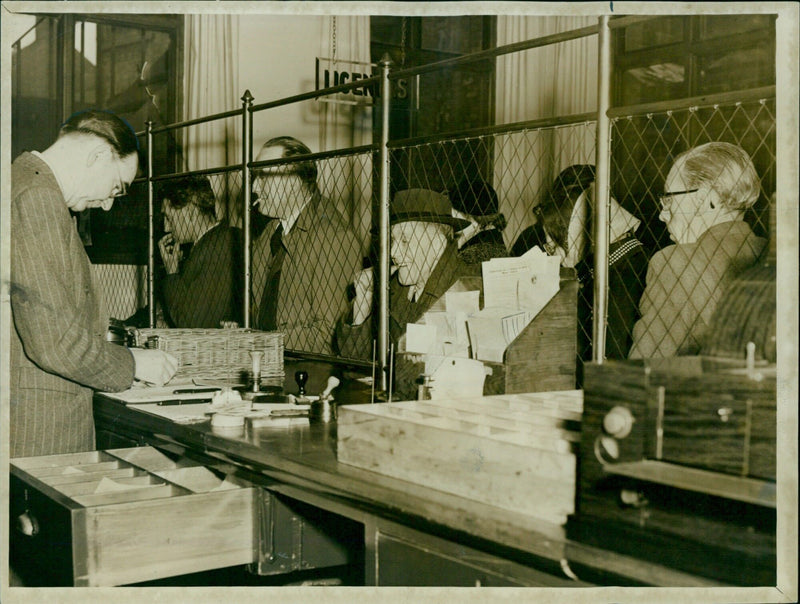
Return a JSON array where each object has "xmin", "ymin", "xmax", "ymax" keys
[{"xmin": 613, "ymin": 98, "xmax": 775, "ymax": 359}]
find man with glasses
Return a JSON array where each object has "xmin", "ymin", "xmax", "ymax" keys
[
  {"xmin": 251, "ymin": 136, "xmax": 361, "ymax": 356},
  {"xmin": 9, "ymin": 109, "xmax": 178, "ymax": 458},
  {"xmin": 629, "ymin": 142, "xmax": 767, "ymax": 358}
]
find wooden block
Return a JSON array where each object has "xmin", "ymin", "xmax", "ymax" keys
[
  {"xmin": 484, "ymin": 269, "xmax": 578, "ymax": 395},
  {"xmin": 338, "ymin": 395, "xmax": 580, "ymax": 524},
  {"xmin": 404, "ymin": 401, "xmax": 579, "ymax": 452}
]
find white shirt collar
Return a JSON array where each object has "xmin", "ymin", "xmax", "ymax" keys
[{"xmin": 31, "ymin": 151, "xmax": 67, "ymax": 198}]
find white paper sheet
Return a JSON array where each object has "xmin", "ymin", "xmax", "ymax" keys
[
  {"xmin": 405, "ymin": 322, "xmax": 439, "ymax": 355},
  {"xmin": 444, "ymin": 290, "xmax": 480, "ymax": 315},
  {"xmin": 481, "ymin": 246, "xmax": 560, "ymax": 315},
  {"xmin": 420, "ymin": 310, "xmax": 471, "ymax": 358},
  {"xmin": 467, "ymin": 307, "xmax": 533, "ymax": 363},
  {"xmin": 101, "ymin": 384, "xmax": 221, "ymax": 404},
  {"xmin": 423, "ymin": 356, "xmax": 490, "ymax": 399}
]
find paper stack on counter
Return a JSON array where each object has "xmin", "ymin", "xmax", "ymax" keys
[
  {"xmin": 465, "ymin": 246, "xmax": 560, "ymax": 362},
  {"xmin": 401, "ymin": 245, "xmax": 561, "ymax": 392},
  {"xmin": 481, "ymin": 246, "xmax": 561, "ymax": 314},
  {"xmin": 466, "ymin": 307, "xmax": 533, "ymax": 363},
  {"xmin": 423, "ymin": 355, "xmax": 491, "ymax": 399},
  {"xmin": 405, "ymin": 288, "xmax": 479, "ymax": 358}
]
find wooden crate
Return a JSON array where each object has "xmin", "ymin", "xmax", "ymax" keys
[
  {"xmin": 394, "ymin": 269, "xmax": 578, "ymax": 400},
  {"xmin": 10, "ymin": 447, "xmax": 256, "ymax": 586},
  {"xmin": 337, "ymin": 391, "xmax": 582, "ymax": 525},
  {"xmin": 137, "ymin": 328, "xmax": 283, "ymax": 383},
  {"xmin": 484, "ymin": 269, "xmax": 578, "ymax": 394}
]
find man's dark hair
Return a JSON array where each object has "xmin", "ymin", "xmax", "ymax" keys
[
  {"xmin": 260, "ymin": 136, "xmax": 318, "ymax": 192},
  {"xmin": 59, "ymin": 109, "xmax": 140, "ymax": 158},
  {"xmin": 160, "ymin": 176, "xmax": 217, "ymax": 220}
]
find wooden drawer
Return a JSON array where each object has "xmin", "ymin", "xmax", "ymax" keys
[
  {"xmin": 373, "ymin": 527, "xmax": 583, "ymax": 587},
  {"xmin": 10, "ymin": 447, "xmax": 257, "ymax": 586}
]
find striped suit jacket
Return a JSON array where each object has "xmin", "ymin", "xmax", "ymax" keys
[{"xmin": 9, "ymin": 152, "xmax": 135, "ymax": 457}]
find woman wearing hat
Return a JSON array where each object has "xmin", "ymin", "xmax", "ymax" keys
[
  {"xmin": 535, "ymin": 165, "xmax": 648, "ymax": 363},
  {"xmin": 335, "ymin": 189, "xmax": 477, "ymax": 395}
]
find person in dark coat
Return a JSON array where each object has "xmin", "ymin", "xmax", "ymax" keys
[
  {"xmin": 535, "ymin": 165, "xmax": 649, "ymax": 362},
  {"xmin": 158, "ymin": 176, "xmax": 243, "ymax": 328}
]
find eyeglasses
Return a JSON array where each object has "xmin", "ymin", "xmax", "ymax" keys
[
  {"xmin": 659, "ymin": 188, "xmax": 699, "ymax": 211},
  {"xmin": 110, "ymin": 160, "xmax": 128, "ymax": 198}
]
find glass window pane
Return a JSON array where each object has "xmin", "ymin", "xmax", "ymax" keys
[
  {"xmin": 73, "ymin": 21, "xmax": 98, "ymax": 107},
  {"xmin": 421, "ymin": 17, "xmax": 485, "ymax": 54},
  {"xmin": 699, "ymin": 15, "xmax": 774, "ymax": 39},
  {"xmin": 624, "ymin": 16, "xmax": 684, "ymax": 52},
  {"xmin": 12, "ymin": 17, "xmax": 61, "ymax": 159},
  {"xmin": 620, "ymin": 62, "xmax": 686, "ymax": 105},
  {"xmin": 698, "ymin": 43, "xmax": 775, "ymax": 94}
]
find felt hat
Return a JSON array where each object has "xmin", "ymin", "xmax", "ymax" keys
[{"xmin": 391, "ymin": 189, "xmax": 470, "ymax": 231}]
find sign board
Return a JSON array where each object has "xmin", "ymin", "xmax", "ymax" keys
[{"xmin": 315, "ymin": 57, "xmax": 408, "ymax": 105}]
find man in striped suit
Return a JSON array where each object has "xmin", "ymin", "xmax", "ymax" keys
[{"xmin": 9, "ymin": 109, "xmax": 178, "ymax": 457}]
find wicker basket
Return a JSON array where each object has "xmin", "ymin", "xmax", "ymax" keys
[{"xmin": 137, "ymin": 328, "xmax": 283, "ymax": 383}]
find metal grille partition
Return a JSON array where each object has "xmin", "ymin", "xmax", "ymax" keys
[
  {"xmin": 610, "ymin": 89, "xmax": 776, "ymax": 360},
  {"xmin": 101, "ymin": 16, "xmax": 776, "ymax": 393},
  {"xmin": 385, "ymin": 118, "xmax": 598, "ymax": 373}
]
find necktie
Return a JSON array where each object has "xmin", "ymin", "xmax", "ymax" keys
[
  {"xmin": 270, "ymin": 223, "xmax": 284, "ymax": 257},
  {"xmin": 259, "ymin": 223, "xmax": 286, "ymax": 330}
]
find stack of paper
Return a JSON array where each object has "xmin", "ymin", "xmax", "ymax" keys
[
  {"xmin": 401, "ymin": 245, "xmax": 561, "ymax": 391},
  {"xmin": 467, "ymin": 246, "xmax": 560, "ymax": 362}
]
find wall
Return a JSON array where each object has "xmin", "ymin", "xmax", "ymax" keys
[{"xmin": 238, "ymin": 15, "xmax": 328, "ymax": 152}]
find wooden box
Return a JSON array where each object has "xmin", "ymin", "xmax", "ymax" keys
[
  {"xmin": 568, "ymin": 357, "xmax": 776, "ymax": 585},
  {"xmin": 337, "ymin": 391, "xmax": 582, "ymax": 525},
  {"xmin": 9, "ymin": 447, "xmax": 257, "ymax": 586},
  {"xmin": 395, "ymin": 269, "xmax": 578, "ymax": 400},
  {"xmin": 483, "ymin": 268, "xmax": 578, "ymax": 395}
]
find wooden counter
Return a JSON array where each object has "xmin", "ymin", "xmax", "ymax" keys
[{"xmin": 91, "ymin": 380, "xmax": 724, "ymax": 588}]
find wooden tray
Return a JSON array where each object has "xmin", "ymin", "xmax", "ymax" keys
[
  {"xmin": 337, "ymin": 391, "xmax": 582, "ymax": 525},
  {"xmin": 10, "ymin": 447, "xmax": 256, "ymax": 586}
]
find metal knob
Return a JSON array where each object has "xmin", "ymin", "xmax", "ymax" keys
[
  {"xmin": 15, "ymin": 511, "xmax": 39, "ymax": 537},
  {"xmin": 603, "ymin": 405, "xmax": 634, "ymax": 439}
]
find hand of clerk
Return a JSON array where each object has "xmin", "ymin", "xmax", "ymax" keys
[{"xmin": 129, "ymin": 348, "xmax": 179, "ymax": 386}]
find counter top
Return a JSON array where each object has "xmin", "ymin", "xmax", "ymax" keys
[{"xmin": 93, "ymin": 367, "xmax": 723, "ymax": 587}]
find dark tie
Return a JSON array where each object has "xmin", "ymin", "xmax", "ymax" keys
[
  {"xmin": 259, "ymin": 223, "xmax": 286, "ymax": 330},
  {"xmin": 270, "ymin": 223, "xmax": 284, "ymax": 256}
]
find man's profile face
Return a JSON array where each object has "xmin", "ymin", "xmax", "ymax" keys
[
  {"xmin": 391, "ymin": 221, "xmax": 445, "ymax": 287},
  {"xmin": 253, "ymin": 145, "xmax": 304, "ymax": 219},
  {"xmin": 659, "ymin": 161, "xmax": 707, "ymax": 245},
  {"xmin": 70, "ymin": 147, "xmax": 138, "ymax": 213}
]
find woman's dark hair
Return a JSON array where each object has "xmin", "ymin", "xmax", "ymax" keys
[
  {"xmin": 59, "ymin": 109, "xmax": 140, "ymax": 158},
  {"xmin": 160, "ymin": 176, "xmax": 217, "ymax": 220},
  {"xmin": 260, "ymin": 136, "xmax": 318, "ymax": 193},
  {"xmin": 534, "ymin": 165, "xmax": 596, "ymax": 251}
]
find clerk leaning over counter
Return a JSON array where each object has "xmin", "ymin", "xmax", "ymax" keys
[{"xmin": 10, "ymin": 109, "xmax": 178, "ymax": 458}]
